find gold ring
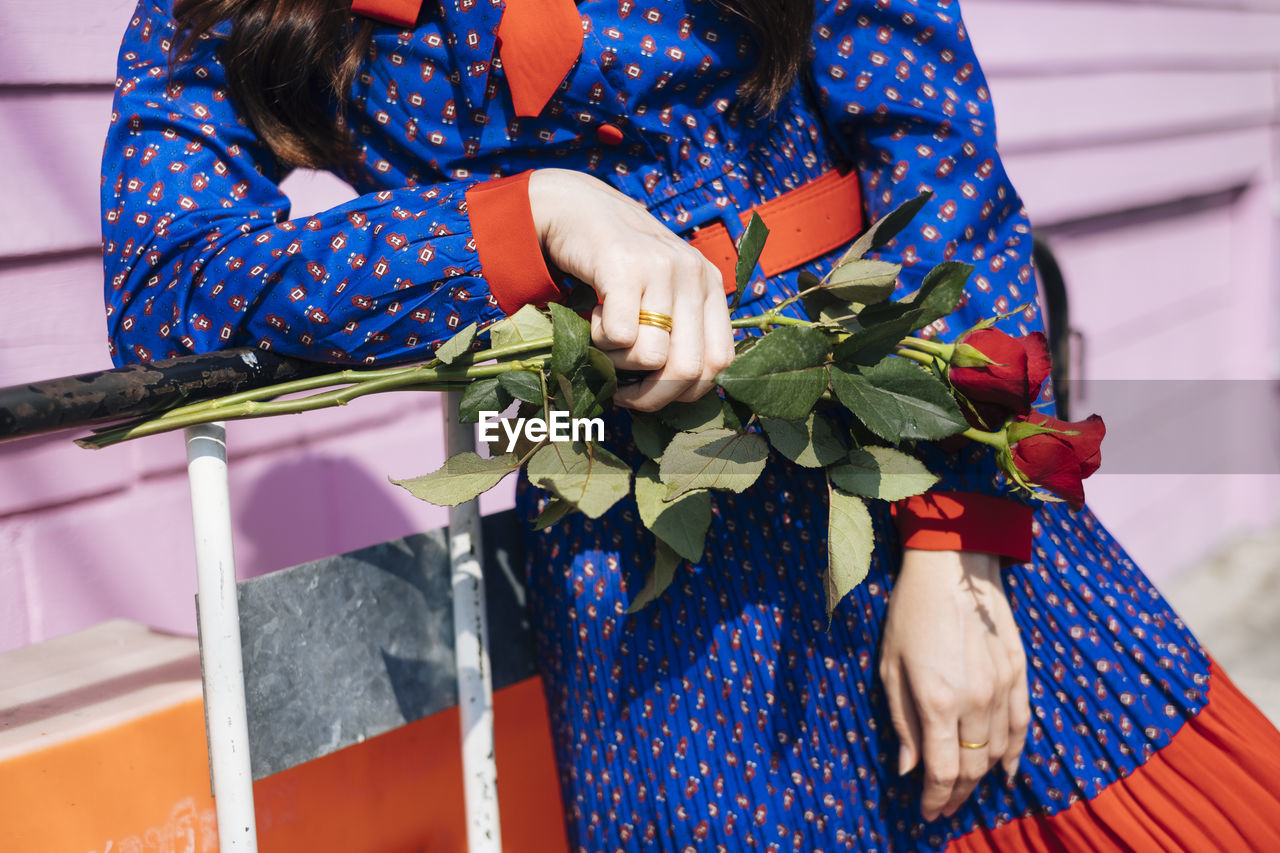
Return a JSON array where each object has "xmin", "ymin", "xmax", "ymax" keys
[
  {"xmin": 637, "ymin": 310, "xmax": 673, "ymax": 333},
  {"xmin": 959, "ymin": 739, "xmax": 989, "ymax": 750}
]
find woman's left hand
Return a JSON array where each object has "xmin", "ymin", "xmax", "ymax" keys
[{"xmin": 878, "ymin": 548, "xmax": 1031, "ymax": 821}]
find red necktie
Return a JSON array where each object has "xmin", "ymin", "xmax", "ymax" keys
[
  {"xmin": 350, "ymin": 0, "xmax": 421, "ymax": 26},
  {"xmin": 351, "ymin": 0, "xmax": 582, "ymax": 118}
]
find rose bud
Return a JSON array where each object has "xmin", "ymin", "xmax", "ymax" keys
[
  {"xmin": 949, "ymin": 329, "xmax": 1051, "ymax": 429},
  {"xmin": 1008, "ymin": 412, "xmax": 1106, "ymax": 511}
]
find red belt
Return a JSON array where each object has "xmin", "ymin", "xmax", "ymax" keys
[{"xmin": 687, "ymin": 168, "xmax": 866, "ymax": 295}]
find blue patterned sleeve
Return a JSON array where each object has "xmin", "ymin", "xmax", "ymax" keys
[
  {"xmin": 807, "ymin": 0, "xmax": 1042, "ymax": 540},
  {"xmin": 101, "ymin": 0, "xmax": 510, "ymax": 367}
]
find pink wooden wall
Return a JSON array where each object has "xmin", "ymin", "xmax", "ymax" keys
[{"xmin": 1, "ymin": 0, "xmax": 1277, "ymax": 654}]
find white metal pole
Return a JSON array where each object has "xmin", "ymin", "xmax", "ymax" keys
[
  {"xmin": 443, "ymin": 396, "xmax": 502, "ymax": 853},
  {"xmin": 185, "ymin": 423, "xmax": 258, "ymax": 852}
]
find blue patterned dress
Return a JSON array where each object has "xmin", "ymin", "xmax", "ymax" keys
[{"xmin": 102, "ymin": 0, "xmax": 1280, "ymax": 849}]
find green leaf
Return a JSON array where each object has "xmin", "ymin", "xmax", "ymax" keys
[
  {"xmin": 635, "ymin": 460, "xmax": 711, "ymax": 563},
  {"xmin": 797, "ymin": 270, "xmax": 823, "ymax": 292},
  {"xmin": 551, "ymin": 373, "xmax": 575, "ymax": 413},
  {"xmin": 459, "ymin": 377, "xmax": 513, "ymax": 424},
  {"xmin": 585, "ymin": 347, "xmax": 618, "ymax": 412},
  {"xmin": 719, "ymin": 396, "xmax": 744, "ymax": 431},
  {"xmin": 733, "ymin": 335, "xmax": 760, "ymax": 356},
  {"xmin": 831, "ymin": 260, "xmax": 973, "ymax": 366},
  {"xmin": 829, "ymin": 359, "xmax": 967, "ymax": 442},
  {"xmin": 800, "ymin": 284, "xmax": 860, "ymax": 330},
  {"xmin": 497, "ymin": 370, "xmax": 544, "ymax": 404},
  {"xmin": 569, "ymin": 371, "xmax": 597, "ymax": 419},
  {"xmin": 392, "ymin": 451, "xmax": 521, "ymax": 507},
  {"xmin": 715, "ymin": 326, "xmax": 830, "ymax": 420},
  {"xmin": 731, "ymin": 213, "xmax": 769, "ymax": 311},
  {"xmin": 531, "ymin": 496, "xmax": 574, "ymax": 530},
  {"xmin": 658, "ymin": 392, "xmax": 727, "ymax": 433},
  {"xmin": 840, "ymin": 191, "xmax": 934, "ymax": 262},
  {"xmin": 506, "ymin": 401, "xmax": 550, "ymax": 459},
  {"xmin": 950, "ymin": 341, "xmax": 996, "ymax": 368},
  {"xmin": 824, "ymin": 482, "xmax": 875, "ymax": 620},
  {"xmin": 831, "ymin": 298, "xmax": 918, "ymax": 365},
  {"xmin": 822, "ymin": 259, "xmax": 900, "ymax": 305},
  {"xmin": 828, "ymin": 446, "xmax": 938, "ymax": 501},
  {"xmin": 527, "ymin": 441, "xmax": 632, "ymax": 518},
  {"xmin": 629, "ymin": 411, "xmax": 675, "ymax": 460},
  {"xmin": 906, "ymin": 261, "xmax": 974, "ymax": 331},
  {"xmin": 819, "ymin": 303, "xmax": 864, "ymax": 332},
  {"xmin": 760, "ymin": 412, "xmax": 849, "ymax": 468},
  {"xmin": 658, "ymin": 428, "xmax": 769, "ymax": 500},
  {"xmin": 799, "ymin": 271, "xmax": 837, "ymax": 318},
  {"xmin": 437, "ymin": 318, "xmax": 481, "ymax": 361},
  {"xmin": 549, "ymin": 301, "xmax": 590, "ymax": 379},
  {"xmin": 434, "ymin": 321, "xmax": 478, "ymax": 365},
  {"xmin": 488, "ymin": 303, "xmax": 552, "ymax": 350},
  {"xmin": 1006, "ymin": 418, "xmax": 1072, "ymax": 444},
  {"xmin": 626, "ymin": 539, "xmax": 682, "ymax": 614}
]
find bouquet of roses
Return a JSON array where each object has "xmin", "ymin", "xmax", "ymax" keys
[{"xmin": 81, "ymin": 193, "xmax": 1104, "ymax": 615}]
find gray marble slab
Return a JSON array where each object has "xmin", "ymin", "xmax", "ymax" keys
[{"xmin": 217, "ymin": 509, "xmax": 537, "ymax": 781}]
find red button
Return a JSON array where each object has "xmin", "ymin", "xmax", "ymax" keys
[{"xmin": 596, "ymin": 123, "xmax": 624, "ymax": 145}]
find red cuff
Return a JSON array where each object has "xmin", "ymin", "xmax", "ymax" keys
[
  {"xmin": 891, "ymin": 492, "xmax": 1033, "ymax": 564},
  {"xmin": 465, "ymin": 171, "xmax": 561, "ymax": 316}
]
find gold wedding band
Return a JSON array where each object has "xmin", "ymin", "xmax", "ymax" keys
[
  {"xmin": 959, "ymin": 739, "xmax": 990, "ymax": 750},
  {"xmin": 637, "ymin": 310, "xmax": 673, "ymax": 333}
]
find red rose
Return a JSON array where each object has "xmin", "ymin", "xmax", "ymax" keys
[
  {"xmin": 1009, "ymin": 412, "xmax": 1105, "ymax": 511},
  {"xmin": 949, "ymin": 329, "xmax": 1051, "ymax": 429}
]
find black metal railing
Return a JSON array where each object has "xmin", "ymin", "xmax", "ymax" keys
[{"xmin": 0, "ymin": 348, "xmax": 335, "ymax": 442}]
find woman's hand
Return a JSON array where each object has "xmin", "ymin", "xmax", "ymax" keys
[
  {"xmin": 879, "ymin": 548, "xmax": 1030, "ymax": 821},
  {"xmin": 527, "ymin": 168, "xmax": 735, "ymax": 412}
]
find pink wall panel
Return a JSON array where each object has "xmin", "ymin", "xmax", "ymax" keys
[
  {"xmin": 19, "ymin": 474, "xmax": 199, "ymax": 642},
  {"xmin": 963, "ymin": 1, "xmax": 1280, "ymax": 71},
  {"xmin": 0, "ymin": 96, "xmax": 363, "ymax": 260},
  {"xmin": 0, "ymin": 526, "xmax": 32, "ymax": 650},
  {"xmin": 222, "ymin": 407, "xmax": 455, "ymax": 579},
  {"xmin": 987, "ymin": 69, "xmax": 1277, "ymax": 152},
  {"xmin": 0, "ymin": 0, "xmax": 137, "ymax": 84},
  {"xmin": 0, "ymin": 254, "xmax": 115, "ymax": 386},
  {"xmin": 0, "ymin": 92, "xmax": 115, "ymax": 258},
  {"xmin": 1002, "ymin": 126, "xmax": 1272, "ymax": 226},
  {"xmin": 1047, "ymin": 204, "xmax": 1241, "ymax": 372},
  {"xmin": 0, "ymin": 433, "xmax": 132, "ymax": 517}
]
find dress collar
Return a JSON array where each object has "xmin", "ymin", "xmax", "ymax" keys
[{"xmin": 351, "ymin": 0, "xmax": 582, "ymax": 118}]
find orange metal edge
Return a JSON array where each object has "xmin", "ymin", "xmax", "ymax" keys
[{"xmin": 0, "ymin": 675, "xmax": 567, "ymax": 852}]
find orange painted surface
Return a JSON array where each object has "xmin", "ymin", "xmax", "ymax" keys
[{"xmin": 0, "ymin": 676, "xmax": 567, "ymax": 852}]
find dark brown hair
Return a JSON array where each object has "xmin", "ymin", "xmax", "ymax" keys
[
  {"xmin": 173, "ymin": 0, "xmax": 811, "ymax": 170},
  {"xmin": 716, "ymin": 0, "xmax": 814, "ymax": 114},
  {"xmin": 173, "ymin": 0, "xmax": 375, "ymax": 169}
]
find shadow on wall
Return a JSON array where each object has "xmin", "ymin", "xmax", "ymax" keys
[{"xmin": 236, "ymin": 454, "xmax": 420, "ymax": 580}]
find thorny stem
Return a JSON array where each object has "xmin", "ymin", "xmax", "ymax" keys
[
  {"xmin": 960, "ymin": 426, "xmax": 1008, "ymax": 451},
  {"xmin": 80, "ymin": 358, "xmax": 549, "ymax": 448},
  {"xmin": 156, "ymin": 335, "xmax": 556, "ymax": 417},
  {"xmin": 77, "ymin": 303, "xmax": 950, "ymax": 449},
  {"xmin": 766, "ymin": 285, "xmax": 817, "ymax": 316},
  {"xmin": 896, "ymin": 336, "xmax": 953, "ymax": 359},
  {"xmin": 892, "ymin": 347, "xmax": 939, "ymax": 369},
  {"xmin": 729, "ymin": 312, "xmax": 811, "ymax": 330}
]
